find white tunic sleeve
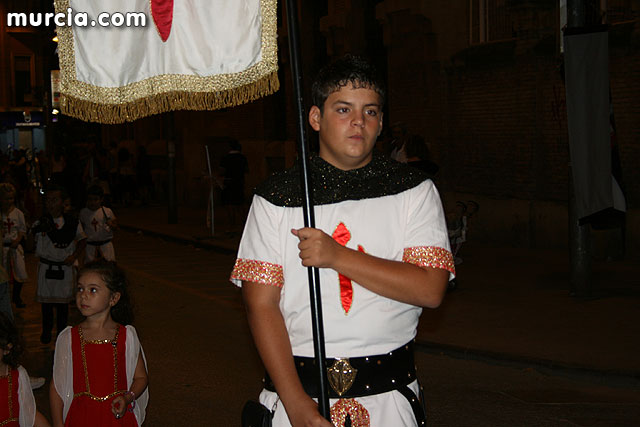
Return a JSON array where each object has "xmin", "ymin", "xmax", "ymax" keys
[
  {"xmin": 125, "ymin": 325, "xmax": 149, "ymax": 425},
  {"xmin": 14, "ymin": 210, "xmax": 27, "ymax": 235},
  {"xmin": 75, "ymin": 223, "xmax": 87, "ymax": 241},
  {"xmin": 230, "ymin": 195, "xmax": 284, "ymax": 288},
  {"xmin": 17, "ymin": 366, "xmax": 35, "ymax": 427},
  {"xmin": 52, "ymin": 326, "xmax": 74, "ymax": 422},
  {"xmin": 403, "ymin": 180, "xmax": 455, "ymax": 279}
]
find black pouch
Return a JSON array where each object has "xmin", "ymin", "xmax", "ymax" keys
[
  {"xmin": 45, "ymin": 265, "xmax": 65, "ymax": 281},
  {"xmin": 241, "ymin": 400, "xmax": 273, "ymax": 427}
]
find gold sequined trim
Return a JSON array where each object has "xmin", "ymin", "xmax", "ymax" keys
[
  {"xmin": 231, "ymin": 259, "xmax": 284, "ymax": 288},
  {"xmin": 403, "ymin": 246, "xmax": 455, "ymax": 275},
  {"xmin": 53, "ymin": 0, "xmax": 279, "ymax": 124},
  {"xmin": 73, "ymin": 390, "xmax": 126, "ymax": 402},
  {"xmin": 330, "ymin": 398, "xmax": 370, "ymax": 427},
  {"xmin": 77, "ymin": 326, "xmax": 127, "ymax": 401}
]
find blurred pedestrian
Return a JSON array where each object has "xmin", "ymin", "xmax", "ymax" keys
[
  {"xmin": 79, "ymin": 185, "xmax": 117, "ymax": 263},
  {"xmin": 405, "ymin": 134, "xmax": 439, "ymax": 180},
  {"xmin": 32, "ymin": 185, "xmax": 86, "ymax": 344},
  {"xmin": 0, "ymin": 183, "xmax": 28, "ymax": 309},
  {"xmin": 388, "ymin": 122, "xmax": 409, "ymax": 163}
]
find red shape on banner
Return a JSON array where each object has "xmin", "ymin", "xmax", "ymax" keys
[{"xmin": 151, "ymin": 0, "xmax": 174, "ymax": 42}]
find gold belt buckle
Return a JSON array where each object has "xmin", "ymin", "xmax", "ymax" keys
[{"xmin": 327, "ymin": 358, "xmax": 357, "ymax": 396}]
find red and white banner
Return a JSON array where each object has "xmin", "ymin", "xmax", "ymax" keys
[{"xmin": 54, "ymin": 0, "xmax": 278, "ymax": 123}]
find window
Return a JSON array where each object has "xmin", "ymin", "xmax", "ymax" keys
[
  {"xmin": 469, "ymin": 0, "xmax": 514, "ymax": 44},
  {"xmin": 12, "ymin": 55, "xmax": 35, "ymax": 107}
]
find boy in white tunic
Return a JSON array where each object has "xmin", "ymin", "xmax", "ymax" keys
[
  {"xmin": 79, "ymin": 185, "xmax": 117, "ymax": 262},
  {"xmin": 0, "ymin": 183, "xmax": 28, "ymax": 308},
  {"xmin": 231, "ymin": 56, "xmax": 454, "ymax": 427},
  {"xmin": 33, "ymin": 186, "xmax": 86, "ymax": 344}
]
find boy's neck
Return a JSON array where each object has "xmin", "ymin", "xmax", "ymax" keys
[{"xmin": 318, "ymin": 152, "xmax": 373, "ymax": 171}]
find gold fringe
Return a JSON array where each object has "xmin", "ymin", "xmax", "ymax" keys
[{"xmin": 60, "ymin": 72, "xmax": 279, "ymax": 124}]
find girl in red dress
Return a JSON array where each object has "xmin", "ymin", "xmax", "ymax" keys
[
  {"xmin": 50, "ymin": 261, "xmax": 149, "ymax": 427},
  {"xmin": 0, "ymin": 312, "xmax": 50, "ymax": 426}
]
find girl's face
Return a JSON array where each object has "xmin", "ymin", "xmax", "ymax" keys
[{"xmin": 76, "ymin": 272, "xmax": 120, "ymax": 320}]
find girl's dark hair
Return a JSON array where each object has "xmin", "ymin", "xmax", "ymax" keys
[
  {"xmin": 0, "ymin": 313, "xmax": 23, "ymax": 368},
  {"xmin": 78, "ymin": 261, "xmax": 134, "ymax": 325},
  {"xmin": 311, "ymin": 54, "xmax": 386, "ymax": 113}
]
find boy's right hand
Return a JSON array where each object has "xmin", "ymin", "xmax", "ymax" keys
[{"xmin": 291, "ymin": 227, "xmax": 344, "ymax": 270}]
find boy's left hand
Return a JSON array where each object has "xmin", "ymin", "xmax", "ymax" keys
[
  {"xmin": 111, "ymin": 395, "xmax": 127, "ymax": 419},
  {"xmin": 291, "ymin": 227, "xmax": 343, "ymax": 269}
]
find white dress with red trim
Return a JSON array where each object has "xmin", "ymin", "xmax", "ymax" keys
[{"xmin": 231, "ymin": 155, "xmax": 454, "ymax": 427}]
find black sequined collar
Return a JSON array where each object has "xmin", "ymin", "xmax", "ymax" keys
[{"xmin": 254, "ymin": 154, "xmax": 428, "ymax": 207}]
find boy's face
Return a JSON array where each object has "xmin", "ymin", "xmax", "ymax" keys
[
  {"xmin": 0, "ymin": 193, "xmax": 14, "ymax": 211},
  {"xmin": 86, "ymin": 195, "xmax": 102, "ymax": 211},
  {"xmin": 309, "ymin": 84, "xmax": 383, "ymax": 171},
  {"xmin": 45, "ymin": 191, "xmax": 63, "ymax": 217},
  {"xmin": 63, "ymin": 198, "xmax": 72, "ymax": 213}
]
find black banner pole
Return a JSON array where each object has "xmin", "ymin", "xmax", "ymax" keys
[{"xmin": 284, "ymin": 0, "xmax": 331, "ymax": 419}]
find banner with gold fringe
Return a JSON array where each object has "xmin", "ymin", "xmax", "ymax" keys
[{"xmin": 54, "ymin": 0, "xmax": 279, "ymax": 124}]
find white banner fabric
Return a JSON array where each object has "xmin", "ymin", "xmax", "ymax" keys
[{"xmin": 54, "ymin": 0, "xmax": 278, "ymax": 123}]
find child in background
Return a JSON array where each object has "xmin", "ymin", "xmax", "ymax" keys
[
  {"xmin": 0, "ymin": 312, "xmax": 51, "ymax": 426},
  {"xmin": 0, "ymin": 183, "xmax": 28, "ymax": 308},
  {"xmin": 33, "ymin": 186, "xmax": 86, "ymax": 344},
  {"xmin": 79, "ymin": 185, "xmax": 117, "ymax": 263},
  {"xmin": 50, "ymin": 261, "xmax": 148, "ymax": 427}
]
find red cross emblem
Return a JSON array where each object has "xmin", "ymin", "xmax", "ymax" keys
[
  {"xmin": 91, "ymin": 217, "xmax": 99, "ymax": 232},
  {"xmin": 331, "ymin": 223, "xmax": 365, "ymax": 315},
  {"xmin": 4, "ymin": 217, "xmax": 15, "ymax": 235}
]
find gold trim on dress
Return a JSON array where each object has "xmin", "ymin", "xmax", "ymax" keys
[
  {"xmin": 0, "ymin": 371, "xmax": 18, "ymax": 426},
  {"xmin": 76, "ymin": 327, "xmax": 128, "ymax": 401},
  {"xmin": 53, "ymin": 0, "xmax": 279, "ymax": 123}
]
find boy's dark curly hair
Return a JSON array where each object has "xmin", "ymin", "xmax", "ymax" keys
[
  {"xmin": 0, "ymin": 313, "xmax": 23, "ymax": 369},
  {"xmin": 311, "ymin": 54, "xmax": 386, "ymax": 113},
  {"xmin": 78, "ymin": 261, "xmax": 134, "ymax": 325}
]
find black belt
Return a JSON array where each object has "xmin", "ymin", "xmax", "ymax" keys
[
  {"xmin": 87, "ymin": 239, "xmax": 112, "ymax": 246},
  {"xmin": 264, "ymin": 341, "xmax": 426, "ymax": 424}
]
